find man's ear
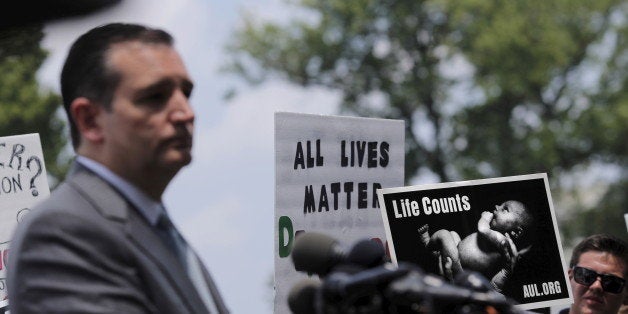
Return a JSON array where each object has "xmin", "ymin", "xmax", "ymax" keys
[{"xmin": 70, "ymin": 97, "xmax": 105, "ymax": 144}]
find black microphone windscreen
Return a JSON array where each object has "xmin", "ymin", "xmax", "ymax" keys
[
  {"xmin": 346, "ymin": 239, "xmax": 386, "ymax": 268},
  {"xmin": 287, "ymin": 278, "xmax": 320, "ymax": 314},
  {"xmin": 292, "ymin": 233, "xmax": 343, "ymax": 276}
]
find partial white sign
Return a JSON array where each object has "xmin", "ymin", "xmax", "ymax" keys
[
  {"xmin": 274, "ymin": 112, "xmax": 404, "ymax": 314},
  {"xmin": 0, "ymin": 133, "xmax": 50, "ymax": 302}
]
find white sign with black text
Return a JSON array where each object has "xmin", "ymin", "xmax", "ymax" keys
[
  {"xmin": 275, "ymin": 112, "xmax": 404, "ymax": 314},
  {"xmin": 0, "ymin": 133, "xmax": 50, "ymax": 304}
]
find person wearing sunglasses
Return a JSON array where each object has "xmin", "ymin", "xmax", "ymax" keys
[{"xmin": 560, "ymin": 234, "xmax": 628, "ymax": 314}]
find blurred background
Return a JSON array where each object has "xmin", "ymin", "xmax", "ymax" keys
[{"xmin": 1, "ymin": 0, "xmax": 626, "ymax": 313}]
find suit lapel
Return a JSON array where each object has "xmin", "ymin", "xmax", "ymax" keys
[
  {"xmin": 68, "ymin": 163, "xmax": 129, "ymax": 221},
  {"xmin": 67, "ymin": 163, "xmax": 210, "ymax": 313}
]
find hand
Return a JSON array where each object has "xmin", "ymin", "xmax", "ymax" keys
[
  {"xmin": 481, "ymin": 211, "xmax": 493, "ymax": 220},
  {"xmin": 501, "ymin": 233, "xmax": 519, "ymax": 271},
  {"xmin": 436, "ymin": 253, "xmax": 454, "ymax": 282}
]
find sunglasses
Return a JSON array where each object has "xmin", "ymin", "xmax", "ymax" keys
[{"xmin": 572, "ymin": 266, "xmax": 626, "ymax": 294}]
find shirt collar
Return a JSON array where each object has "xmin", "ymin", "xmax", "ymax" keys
[{"xmin": 76, "ymin": 156, "xmax": 164, "ymax": 226}]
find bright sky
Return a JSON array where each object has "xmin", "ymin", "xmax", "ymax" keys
[{"xmin": 38, "ymin": 0, "xmax": 339, "ymax": 313}]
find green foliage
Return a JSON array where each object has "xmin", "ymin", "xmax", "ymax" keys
[
  {"xmin": 0, "ymin": 25, "xmax": 69, "ymax": 182},
  {"xmin": 226, "ymin": 0, "xmax": 627, "ymax": 243},
  {"xmin": 449, "ymin": 0, "xmax": 626, "ymax": 176}
]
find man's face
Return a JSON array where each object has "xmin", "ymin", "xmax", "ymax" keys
[
  {"xmin": 569, "ymin": 251, "xmax": 628, "ymax": 314},
  {"xmin": 100, "ymin": 41, "xmax": 194, "ymax": 179},
  {"xmin": 490, "ymin": 200, "xmax": 526, "ymax": 233}
]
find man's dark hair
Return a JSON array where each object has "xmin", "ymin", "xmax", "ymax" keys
[
  {"xmin": 569, "ymin": 234, "xmax": 628, "ymax": 276},
  {"xmin": 61, "ymin": 23, "xmax": 173, "ymax": 149}
]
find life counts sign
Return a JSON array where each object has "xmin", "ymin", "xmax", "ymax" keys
[
  {"xmin": 0, "ymin": 134, "xmax": 50, "ymax": 303},
  {"xmin": 274, "ymin": 112, "xmax": 404, "ymax": 314},
  {"xmin": 377, "ymin": 174, "xmax": 572, "ymax": 310}
]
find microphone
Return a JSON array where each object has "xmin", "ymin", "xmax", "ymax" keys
[
  {"xmin": 291, "ymin": 232, "xmax": 386, "ymax": 276},
  {"xmin": 385, "ymin": 270, "xmax": 521, "ymax": 312},
  {"xmin": 292, "ymin": 233, "xmax": 344, "ymax": 276},
  {"xmin": 346, "ymin": 238, "xmax": 387, "ymax": 268},
  {"xmin": 322, "ymin": 263, "xmax": 414, "ymax": 300},
  {"xmin": 287, "ymin": 278, "xmax": 321, "ymax": 314},
  {"xmin": 289, "ymin": 234, "xmax": 526, "ymax": 313},
  {"xmin": 321, "ymin": 262, "xmax": 521, "ymax": 313}
]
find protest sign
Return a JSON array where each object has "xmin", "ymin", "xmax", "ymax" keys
[
  {"xmin": 0, "ymin": 133, "xmax": 50, "ymax": 303},
  {"xmin": 377, "ymin": 173, "xmax": 572, "ymax": 310},
  {"xmin": 274, "ymin": 112, "xmax": 404, "ymax": 313}
]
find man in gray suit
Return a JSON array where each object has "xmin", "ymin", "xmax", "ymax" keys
[{"xmin": 8, "ymin": 23, "xmax": 229, "ymax": 313}]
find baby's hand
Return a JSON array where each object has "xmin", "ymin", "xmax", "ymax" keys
[
  {"xmin": 478, "ymin": 211, "xmax": 496, "ymax": 235},
  {"xmin": 481, "ymin": 211, "xmax": 493, "ymax": 220}
]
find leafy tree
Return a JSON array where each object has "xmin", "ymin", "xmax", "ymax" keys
[
  {"xmin": 1, "ymin": 25, "xmax": 68, "ymax": 183},
  {"xmin": 446, "ymin": 0, "xmax": 628, "ymax": 243},
  {"xmin": 225, "ymin": 0, "xmax": 627, "ymax": 244}
]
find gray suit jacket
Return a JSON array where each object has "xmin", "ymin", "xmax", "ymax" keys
[{"xmin": 7, "ymin": 162, "xmax": 229, "ymax": 314}]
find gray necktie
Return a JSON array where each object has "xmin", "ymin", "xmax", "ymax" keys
[
  {"xmin": 157, "ymin": 212, "xmax": 219, "ymax": 313},
  {"xmin": 157, "ymin": 213, "xmax": 188, "ymax": 269}
]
